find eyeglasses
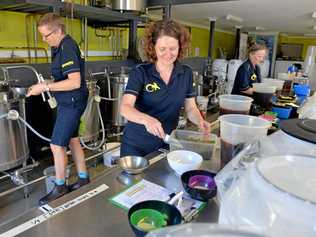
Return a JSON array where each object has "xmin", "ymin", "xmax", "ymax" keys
[{"xmin": 42, "ymin": 29, "xmax": 57, "ymax": 39}]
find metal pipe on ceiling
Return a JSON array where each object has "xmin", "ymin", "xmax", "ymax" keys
[
  {"xmin": 25, "ymin": 14, "xmax": 32, "ymax": 63},
  {"xmin": 208, "ymin": 17, "xmax": 216, "ymax": 59},
  {"xmin": 234, "ymin": 26, "xmax": 241, "ymax": 59},
  {"xmin": 163, "ymin": 3, "xmax": 172, "ymax": 20},
  {"xmin": 128, "ymin": 20, "xmax": 137, "ymax": 60},
  {"xmin": 33, "ymin": 15, "xmax": 38, "ymax": 63}
]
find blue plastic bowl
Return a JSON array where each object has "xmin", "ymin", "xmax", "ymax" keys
[
  {"xmin": 293, "ymin": 84, "xmax": 310, "ymax": 96},
  {"xmin": 272, "ymin": 106, "xmax": 292, "ymax": 119}
]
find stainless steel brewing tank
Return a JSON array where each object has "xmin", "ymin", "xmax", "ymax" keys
[
  {"xmin": 0, "ymin": 93, "xmax": 29, "ymax": 171},
  {"xmin": 80, "ymin": 80, "xmax": 100, "ymax": 142},
  {"xmin": 112, "ymin": 0, "xmax": 146, "ymax": 12},
  {"xmin": 110, "ymin": 72, "xmax": 128, "ymax": 126}
]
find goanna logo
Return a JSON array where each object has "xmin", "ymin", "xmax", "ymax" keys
[
  {"xmin": 251, "ymin": 73, "xmax": 257, "ymax": 81},
  {"xmin": 145, "ymin": 82, "xmax": 160, "ymax": 92}
]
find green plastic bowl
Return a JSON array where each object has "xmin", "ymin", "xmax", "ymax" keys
[{"xmin": 130, "ymin": 208, "xmax": 167, "ymax": 232}]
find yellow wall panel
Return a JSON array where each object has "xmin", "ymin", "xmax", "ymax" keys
[
  {"xmin": 279, "ymin": 35, "xmax": 316, "ymax": 59},
  {"xmin": 0, "ymin": 10, "xmax": 237, "ymax": 62}
]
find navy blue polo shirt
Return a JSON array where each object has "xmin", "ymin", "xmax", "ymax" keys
[
  {"xmin": 231, "ymin": 59, "xmax": 261, "ymax": 95},
  {"xmin": 51, "ymin": 35, "xmax": 88, "ymax": 104},
  {"xmin": 123, "ymin": 62, "xmax": 196, "ymax": 149}
]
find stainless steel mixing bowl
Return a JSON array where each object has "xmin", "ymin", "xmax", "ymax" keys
[{"xmin": 118, "ymin": 156, "xmax": 149, "ymax": 175}]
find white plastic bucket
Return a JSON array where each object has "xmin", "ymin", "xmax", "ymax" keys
[
  {"xmin": 262, "ymin": 78, "xmax": 285, "ymax": 90},
  {"xmin": 227, "ymin": 60, "xmax": 243, "ymax": 82},
  {"xmin": 219, "ymin": 114, "xmax": 270, "ymax": 168},
  {"xmin": 103, "ymin": 142, "xmax": 121, "ymax": 167},
  {"xmin": 252, "ymin": 83, "xmax": 276, "ymax": 93},
  {"xmin": 219, "ymin": 114, "xmax": 271, "ymax": 145},
  {"xmin": 212, "ymin": 59, "xmax": 228, "ymax": 76},
  {"xmin": 43, "ymin": 166, "xmax": 70, "ymax": 193},
  {"xmin": 218, "ymin": 94, "xmax": 253, "ymax": 115}
]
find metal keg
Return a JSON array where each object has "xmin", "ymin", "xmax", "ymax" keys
[
  {"xmin": 110, "ymin": 72, "xmax": 128, "ymax": 126},
  {"xmin": 80, "ymin": 80, "xmax": 100, "ymax": 142},
  {"xmin": 112, "ymin": 0, "xmax": 146, "ymax": 12},
  {"xmin": 0, "ymin": 90, "xmax": 29, "ymax": 171}
]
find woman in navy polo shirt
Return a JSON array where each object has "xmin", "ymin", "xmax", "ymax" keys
[
  {"xmin": 27, "ymin": 13, "xmax": 89, "ymax": 205},
  {"xmin": 232, "ymin": 44, "xmax": 268, "ymax": 95},
  {"xmin": 120, "ymin": 20, "xmax": 210, "ymax": 157}
]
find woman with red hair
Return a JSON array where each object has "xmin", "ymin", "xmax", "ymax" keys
[{"xmin": 120, "ymin": 20, "xmax": 210, "ymax": 157}]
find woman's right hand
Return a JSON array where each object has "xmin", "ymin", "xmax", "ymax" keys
[{"xmin": 142, "ymin": 115, "xmax": 165, "ymax": 139}]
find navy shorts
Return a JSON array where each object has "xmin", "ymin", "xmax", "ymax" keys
[{"xmin": 51, "ymin": 100, "xmax": 87, "ymax": 147}]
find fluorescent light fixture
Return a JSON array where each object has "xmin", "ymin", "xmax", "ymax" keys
[
  {"xmin": 304, "ymin": 33, "xmax": 316, "ymax": 37},
  {"xmin": 226, "ymin": 14, "xmax": 243, "ymax": 23},
  {"xmin": 208, "ymin": 17, "xmax": 217, "ymax": 22},
  {"xmin": 255, "ymin": 26, "xmax": 265, "ymax": 31},
  {"xmin": 312, "ymin": 11, "xmax": 316, "ymax": 18}
]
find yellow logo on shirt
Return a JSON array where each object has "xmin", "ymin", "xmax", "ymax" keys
[
  {"xmin": 62, "ymin": 61, "xmax": 74, "ymax": 68},
  {"xmin": 145, "ymin": 82, "xmax": 160, "ymax": 92},
  {"xmin": 251, "ymin": 73, "xmax": 257, "ymax": 81}
]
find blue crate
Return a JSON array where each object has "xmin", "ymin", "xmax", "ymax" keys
[
  {"xmin": 272, "ymin": 106, "xmax": 292, "ymax": 119},
  {"xmin": 293, "ymin": 84, "xmax": 310, "ymax": 96}
]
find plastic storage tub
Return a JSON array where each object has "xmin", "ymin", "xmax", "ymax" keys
[
  {"xmin": 169, "ymin": 130, "xmax": 217, "ymax": 160},
  {"xmin": 252, "ymin": 83, "xmax": 277, "ymax": 93},
  {"xmin": 218, "ymin": 94, "xmax": 253, "ymax": 115},
  {"xmin": 272, "ymin": 105, "xmax": 292, "ymax": 119},
  {"xmin": 262, "ymin": 78, "xmax": 285, "ymax": 90},
  {"xmin": 219, "ymin": 114, "xmax": 271, "ymax": 168},
  {"xmin": 293, "ymin": 84, "xmax": 310, "ymax": 96}
]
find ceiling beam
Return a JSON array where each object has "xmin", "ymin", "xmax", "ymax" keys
[{"xmin": 147, "ymin": 0, "xmax": 237, "ymax": 7}]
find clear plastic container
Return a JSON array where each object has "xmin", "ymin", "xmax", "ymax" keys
[
  {"xmin": 252, "ymin": 83, "xmax": 276, "ymax": 93},
  {"xmin": 217, "ymin": 155, "xmax": 316, "ymax": 237},
  {"xmin": 219, "ymin": 114, "xmax": 271, "ymax": 168},
  {"xmin": 218, "ymin": 94, "xmax": 253, "ymax": 115},
  {"xmin": 147, "ymin": 223, "xmax": 266, "ymax": 237},
  {"xmin": 170, "ymin": 130, "xmax": 217, "ymax": 160},
  {"xmin": 262, "ymin": 78, "xmax": 285, "ymax": 90}
]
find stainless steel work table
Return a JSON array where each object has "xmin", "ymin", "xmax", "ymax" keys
[{"xmin": 0, "ymin": 151, "xmax": 220, "ymax": 237}]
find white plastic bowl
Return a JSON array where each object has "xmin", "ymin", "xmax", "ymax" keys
[
  {"xmin": 262, "ymin": 78, "xmax": 285, "ymax": 90},
  {"xmin": 167, "ymin": 150, "xmax": 203, "ymax": 175},
  {"xmin": 252, "ymin": 83, "xmax": 276, "ymax": 93},
  {"xmin": 218, "ymin": 94, "xmax": 253, "ymax": 112}
]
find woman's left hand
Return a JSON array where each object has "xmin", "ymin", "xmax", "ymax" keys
[
  {"xmin": 26, "ymin": 83, "xmax": 45, "ymax": 97},
  {"xmin": 198, "ymin": 119, "xmax": 211, "ymax": 134}
]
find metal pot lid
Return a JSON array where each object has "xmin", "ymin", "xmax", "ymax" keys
[
  {"xmin": 280, "ymin": 119, "xmax": 316, "ymax": 144},
  {"xmin": 297, "ymin": 119, "xmax": 316, "ymax": 133},
  {"xmin": 256, "ymin": 155, "xmax": 316, "ymax": 204}
]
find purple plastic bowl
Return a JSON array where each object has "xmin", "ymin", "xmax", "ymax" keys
[
  {"xmin": 181, "ymin": 170, "xmax": 217, "ymax": 201},
  {"xmin": 188, "ymin": 175, "xmax": 216, "ymax": 190}
]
